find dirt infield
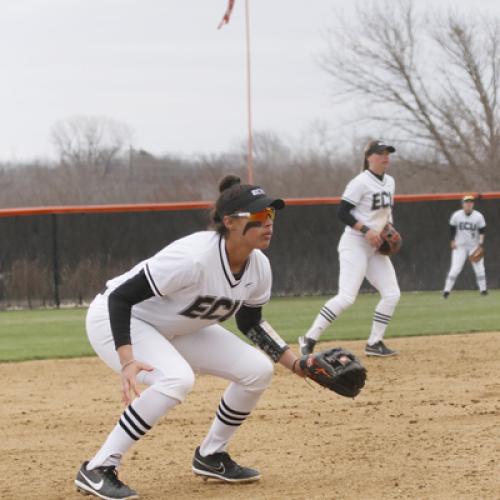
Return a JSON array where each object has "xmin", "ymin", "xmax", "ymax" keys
[{"xmin": 1, "ymin": 332, "xmax": 499, "ymax": 500}]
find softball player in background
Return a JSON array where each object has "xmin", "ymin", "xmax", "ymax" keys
[
  {"xmin": 443, "ymin": 195, "xmax": 487, "ymax": 297},
  {"xmin": 299, "ymin": 140, "xmax": 400, "ymax": 357},
  {"xmin": 75, "ymin": 175, "xmax": 306, "ymax": 500}
]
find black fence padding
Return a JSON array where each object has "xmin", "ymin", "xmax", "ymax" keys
[
  {"xmin": 267, "ymin": 198, "xmax": 499, "ymax": 295},
  {"xmin": 0, "ymin": 198, "xmax": 498, "ymax": 307}
]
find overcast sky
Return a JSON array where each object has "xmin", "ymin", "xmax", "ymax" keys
[{"xmin": 2, "ymin": 0, "xmax": 500, "ymax": 162}]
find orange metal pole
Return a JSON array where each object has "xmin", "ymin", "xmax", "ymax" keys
[{"xmin": 245, "ymin": 0, "xmax": 254, "ymax": 184}]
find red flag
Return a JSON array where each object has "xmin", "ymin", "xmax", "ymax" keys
[{"xmin": 218, "ymin": 0, "xmax": 235, "ymax": 29}]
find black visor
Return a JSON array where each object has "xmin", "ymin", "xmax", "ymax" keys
[
  {"xmin": 218, "ymin": 185, "xmax": 285, "ymax": 217},
  {"xmin": 366, "ymin": 142, "xmax": 396, "ymax": 156}
]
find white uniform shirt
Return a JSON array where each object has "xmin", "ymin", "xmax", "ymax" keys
[
  {"xmin": 342, "ymin": 170, "xmax": 395, "ymax": 235},
  {"xmin": 449, "ymin": 210, "xmax": 486, "ymax": 248},
  {"xmin": 104, "ymin": 231, "xmax": 271, "ymax": 339}
]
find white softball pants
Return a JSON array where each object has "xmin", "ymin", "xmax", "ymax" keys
[
  {"xmin": 306, "ymin": 232, "xmax": 400, "ymax": 345},
  {"xmin": 336, "ymin": 232, "xmax": 400, "ymax": 307},
  {"xmin": 85, "ymin": 293, "xmax": 274, "ymax": 466},
  {"xmin": 444, "ymin": 246, "xmax": 487, "ymax": 292},
  {"xmin": 87, "ymin": 294, "xmax": 273, "ymax": 402}
]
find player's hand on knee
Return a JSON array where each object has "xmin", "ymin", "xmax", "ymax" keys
[
  {"xmin": 451, "ymin": 240, "xmax": 457, "ymax": 249},
  {"xmin": 365, "ymin": 229, "xmax": 382, "ymax": 248},
  {"xmin": 120, "ymin": 360, "xmax": 154, "ymax": 406}
]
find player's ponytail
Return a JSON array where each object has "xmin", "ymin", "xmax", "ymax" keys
[
  {"xmin": 363, "ymin": 140, "xmax": 377, "ymax": 171},
  {"xmin": 219, "ymin": 174, "xmax": 241, "ymax": 193},
  {"xmin": 211, "ymin": 174, "xmax": 245, "ymax": 235}
]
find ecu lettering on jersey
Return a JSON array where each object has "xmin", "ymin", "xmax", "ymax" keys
[
  {"xmin": 450, "ymin": 210, "xmax": 486, "ymax": 247},
  {"xmin": 180, "ymin": 296, "xmax": 242, "ymax": 321},
  {"xmin": 458, "ymin": 222, "xmax": 477, "ymax": 231},
  {"xmin": 342, "ymin": 170, "xmax": 396, "ymax": 234},
  {"xmin": 371, "ymin": 191, "xmax": 393, "ymax": 210}
]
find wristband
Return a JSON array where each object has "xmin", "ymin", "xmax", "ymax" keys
[
  {"xmin": 360, "ymin": 225, "xmax": 370, "ymax": 234},
  {"xmin": 121, "ymin": 359, "xmax": 135, "ymax": 371},
  {"xmin": 245, "ymin": 320, "xmax": 288, "ymax": 363},
  {"xmin": 293, "ymin": 358, "xmax": 306, "ymax": 378}
]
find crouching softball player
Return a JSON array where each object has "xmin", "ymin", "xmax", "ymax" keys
[{"xmin": 75, "ymin": 175, "xmax": 307, "ymax": 499}]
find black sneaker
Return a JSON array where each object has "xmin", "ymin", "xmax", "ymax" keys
[
  {"xmin": 192, "ymin": 447, "xmax": 260, "ymax": 483},
  {"xmin": 365, "ymin": 341, "xmax": 398, "ymax": 357},
  {"xmin": 443, "ymin": 291, "xmax": 450, "ymax": 299},
  {"xmin": 298, "ymin": 336, "xmax": 316, "ymax": 356},
  {"xmin": 481, "ymin": 290, "xmax": 488, "ymax": 296},
  {"xmin": 75, "ymin": 461, "xmax": 139, "ymax": 499}
]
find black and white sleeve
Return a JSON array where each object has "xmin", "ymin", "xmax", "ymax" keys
[
  {"xmin": 338, "ymin": 200, "xmax": 358, "ymax": 227},
  {"xmin": 235, "ymin": 305, "xmax": 289, "ymax": 362}
]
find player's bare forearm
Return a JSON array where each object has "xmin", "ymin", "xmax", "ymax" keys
[
  {"xmin": 352, "ymin": 221, "xmax": 365, "ymax": 232},
  {"xmin": 278, "ymin": 348, "xmax": 305, "ymax": 377},
  {"xmin": 117, "ymin": 344, "xmax": 134, "ymax": 366},
  {"xmin": 116, "ymin": 345, "xmax": 154, "ymax": 405},
  {"xmin": 352, "ymin": 221, "xmax": 381, "ymax": 247}
]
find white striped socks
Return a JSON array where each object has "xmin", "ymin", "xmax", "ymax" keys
[
  {"xmin": 373, "ymin": 310, "xmax": 391, "ymax": 326},
  {"xmin": 216, "ymin": 398, "xmax": 250, "ymax": 427},
  {"xmin": 200, "ymin": 397, "xmax": 250, "ymax": 456},
  {"xmin": 367, "ymin": 310, "xmax": 392, "ymax": 346},
  {"xmin": 87, "ymin": 404, "xmax": 152, "ymax": 470},
  {"xmin": 305, "ymin": 305, "xmax": 338, "ymax": 341},
  {"xmin": 118, "ymin": 405, "xmax": 152, "ymax": 441},
  {"xmin": 444, "ymin": 273, "xmax": 457, "ymax": 293},
  {"xmin": 319, "ymin": 306, "xmax": 337, "ymax": 324},
  {"xmin": 476, "ymin": 274, "xmax": 487, "ymax": 292},
  {"xmin": 87, "ymin": 389, "xmax": 178, "ymax": 469}
]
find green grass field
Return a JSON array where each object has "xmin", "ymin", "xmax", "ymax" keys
[{"xmin": 0, "ymin": 290, "xmax": 498, "ymax": 362}]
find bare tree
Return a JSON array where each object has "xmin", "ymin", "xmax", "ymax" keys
[
  {"xmin": 321, "ymin": 0, "xmax": 500, "ymax": 188},
  {"xmin": 51, "ymin": 115, "xmax": 133, "ymax": 175}
]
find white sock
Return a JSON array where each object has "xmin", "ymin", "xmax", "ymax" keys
[
  {"xmin": 87, "ymin": 388, "xmax": 178, "ymax": 469},
  {"xmin": 367, "ymin": 311, "xmax": 392, "ymax": 346},
  {"xmin": 200, "ymin": 383, "xmax": 262, "ymax": 456},
  {"xmin": 305, "ymin": 302, "xmax": 338, "ymax": 341},
  {"xmin": 476, "ymin": 274, "xmax": 487, "ymax": 292},
  {"xmin": 444, "ymin": 275, "xmax": 456, "ymax": 293}
]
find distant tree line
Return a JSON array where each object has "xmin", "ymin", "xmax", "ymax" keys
[{"xmin": 0, "ymin": 125, "xmax": 496, "ymax": 210}]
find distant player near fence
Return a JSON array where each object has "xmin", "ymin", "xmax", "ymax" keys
[
  {"xmin": 299, "ymin": 140, "xmax": 401, "ymax": 358},
  {"xmin": 443, "ymin": 195, "xmax": 487, "ymax": 298}
]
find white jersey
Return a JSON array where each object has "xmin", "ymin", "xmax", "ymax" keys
[
  {"xmin": 104, "ymin": 231, "xmax": 271, "ymax": 339},
  {"xmin": 449, "ymin": 210, "xmax": 486, "ymax": 247},
  {"xmin": 342, "ymin": 170, "xmax": 395, "ymax": 235}
]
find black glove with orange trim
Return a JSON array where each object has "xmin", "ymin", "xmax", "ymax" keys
[{"xmin": 299, "ymin": 348, "xmax": 367, "ymax": 398}]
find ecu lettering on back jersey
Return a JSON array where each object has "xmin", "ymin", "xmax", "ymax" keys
[
  {"xmin": 342, "ymin": 170, "xmax": 395, "ymax": 234},
  {"xmin": 450, "ymin": 210, "xmax": 486, "ymax": 247},
  {"xmin": 104, "ymin": 231, "xmax": 271, "ymax": 339}
]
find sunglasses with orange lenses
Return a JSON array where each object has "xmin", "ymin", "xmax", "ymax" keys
[{"xmin": 230, "ymin": 207, "xmax": 276, "ymax": 222}]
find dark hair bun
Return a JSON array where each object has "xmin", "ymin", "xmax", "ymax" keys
[{"xmin": 219, "ymin": 174, "xmax": 241, "ymax": 193}]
